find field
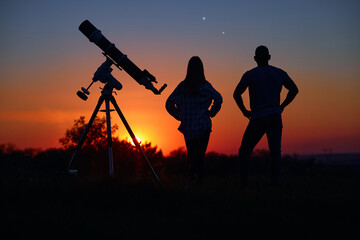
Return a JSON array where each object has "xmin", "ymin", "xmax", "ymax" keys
[{"xmin": 1, "ymin": 146, "xmax": 359, "ymax": 239}]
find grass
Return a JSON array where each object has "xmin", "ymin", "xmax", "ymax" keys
[{"xmin": 1, "ymin": 173, "xmax": 359, "ymax": 239}]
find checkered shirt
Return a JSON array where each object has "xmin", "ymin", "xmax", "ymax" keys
[{"xmin": 166, "ymin": 81, "xmax": 223, "ymax": 139}]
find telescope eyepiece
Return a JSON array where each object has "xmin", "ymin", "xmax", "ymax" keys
[{"xmin": 158, "ymin": 84, "xmax": 167, "ymax": 93}]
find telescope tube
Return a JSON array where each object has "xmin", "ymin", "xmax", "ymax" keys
[{"xmin": 79, "ymin": 20, "xmax": 165, "ymax": 94}]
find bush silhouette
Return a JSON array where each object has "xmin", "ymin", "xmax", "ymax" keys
[{"xmin": 59, "ymin": 116, "xmax": 118, "ymax": 150}]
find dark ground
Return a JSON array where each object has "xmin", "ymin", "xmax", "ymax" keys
[{"xmin": 1, "ymin": 172, "xmax": 359, "ymax": 240}]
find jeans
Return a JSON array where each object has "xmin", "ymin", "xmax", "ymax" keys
[
  {"xmin": 238, "ymin": 113, "xmax": 283, "ymax": 186},
  {"xmin": 185, "ymin": 130, "xmax": 211, "ymax": 184}
]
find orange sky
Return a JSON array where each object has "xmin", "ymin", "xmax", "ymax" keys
[
  {"xmin": 1, "ymin": 55, "xmax": 359, "ymax": 155},
  {"xmin": 0, "ymin": 1, "xmax": 359, "ymax": 155}
]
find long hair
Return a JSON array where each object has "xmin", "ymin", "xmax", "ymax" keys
[{"xmin": 184, "ymin": 56, "xmax": 206, "ymax": 95}]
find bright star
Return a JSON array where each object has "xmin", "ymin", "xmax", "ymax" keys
[{"xmin": 202, "ymin": 17, "xmax": 206, "ymax": 21}]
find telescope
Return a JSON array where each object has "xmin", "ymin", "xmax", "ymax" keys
[
  {"xmin": 77, "ymin": 20, "xmax": 167, "ymax": 100},
  {"xmin": 67, "ymin": 20, "xmax": 165, "ymax": 182}
]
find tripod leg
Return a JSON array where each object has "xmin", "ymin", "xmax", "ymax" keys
[
  {"xmin": 105, "ymin": 97, "xmax": 114, "ymax": 177},
  {"xmin": 67, "ymin": 95, "xmax": 105, "ymax": 168},
  {"xmin": 109, "ymin": 96, "xmax": 160, "ymax": 184}
]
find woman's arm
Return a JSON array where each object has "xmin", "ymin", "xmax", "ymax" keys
[
  {"xmin": 165, "ymin": 83, "xmax": 183, "ymax": 120},
  {"xmin": 207, "ymin": 82, "xmax": 223, "ymax": 118}
]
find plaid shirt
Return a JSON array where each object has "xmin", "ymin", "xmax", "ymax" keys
[{"xmin": 166, "ymin": 81, "xmax": 223, "ymax": 139}]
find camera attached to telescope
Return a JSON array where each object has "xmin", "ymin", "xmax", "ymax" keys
[{"xmin": 76, "ymin": 20, "xmax": 167, "ymax": 100}]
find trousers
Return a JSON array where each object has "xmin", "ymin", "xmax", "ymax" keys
[
  {"xmin": 238, "ymin": 112, "xmax": 283, "ymax": 186},
  {"xmin": 185, "ymin": 129, "xmax": 211, "ymax": 184}
]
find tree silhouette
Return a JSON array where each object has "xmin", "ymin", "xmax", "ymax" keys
[
  {"xmin": 59, "ymin": 116, "xmax": 118, "ymax": 150},
  {"xmin": 58, "ymin": 116, "xmax": 165, "ymax": 180}
]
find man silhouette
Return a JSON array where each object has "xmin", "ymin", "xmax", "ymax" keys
[{"xmin": 233, "ymin": 45, "xmax": 298, "ymax": 187}]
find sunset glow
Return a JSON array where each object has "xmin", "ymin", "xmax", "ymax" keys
[
  {"xmin": 130, "ymin": 136, "xmax": 142, "ymax": 147},
  {"xmin": 0, "ymin": 1, "xmax": 359, "ymax": 156}
]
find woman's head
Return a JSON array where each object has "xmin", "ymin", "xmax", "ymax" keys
[{"xmin": 184, "ymin": 56, "xmax": 206, "ymax": 95}]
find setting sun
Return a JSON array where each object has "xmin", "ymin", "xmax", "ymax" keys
[{"xmin": 130, "ymin": 136, "xmax": 142, "ymax": 146}]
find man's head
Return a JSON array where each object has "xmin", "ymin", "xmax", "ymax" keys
[{"xmin": 254, "ymin": 45, "xmax": 271, "ymax": 66}]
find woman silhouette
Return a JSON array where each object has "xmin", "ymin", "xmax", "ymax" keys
[{"xmin": 166, "ymin": 56, "xmax": 222, "ymax": 185}]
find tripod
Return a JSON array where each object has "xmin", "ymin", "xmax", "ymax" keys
[{"xmin": 67, "ymin": 83, "xmax": 160, "ymax": 183}]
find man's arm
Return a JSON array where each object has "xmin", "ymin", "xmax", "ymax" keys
[
  {"xmin": 281, "ymin": 77, "xmax": 299, "ymax": 112},
  {"xmin": 233, "ymin": 81, "xmax": 251, "ymax": 119}
]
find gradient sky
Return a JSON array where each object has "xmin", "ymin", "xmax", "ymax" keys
[{"xmin": 0, "ymin": 0, "xmax": 359, "ymax": 155}]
